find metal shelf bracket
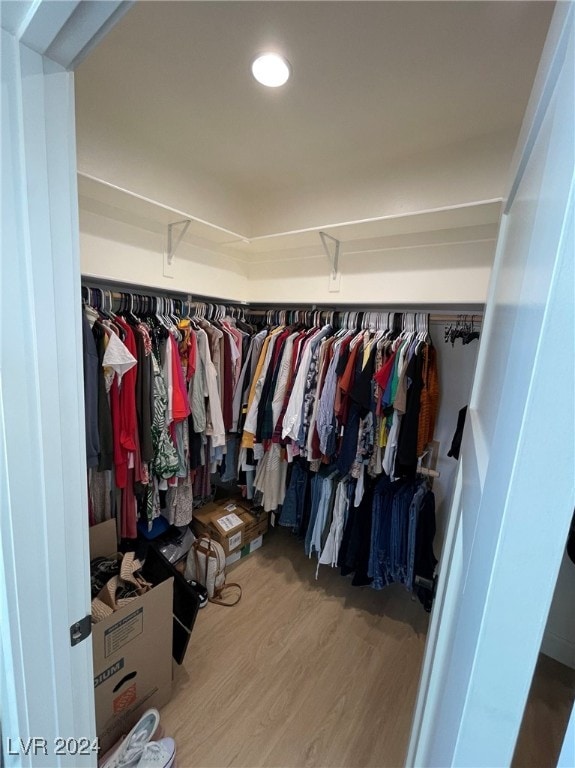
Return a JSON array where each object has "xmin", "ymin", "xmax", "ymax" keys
[
  {"xmin": 167, "ymin": 218, "xmax": 192, "ymax": 264},
  {"xmin": 319, "ymin": 231, "xmax": 341, "ymax": 276}
]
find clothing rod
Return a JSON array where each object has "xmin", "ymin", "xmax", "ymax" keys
[
  {"xmin": 247, "ymin": 301, "xmax": 484, "ymax": 316},
  {"xmin": 81, "ymin": 276, "xmax": 249, "ymax": 306},
  {"xmin": 81, "ymin": 277, "xmax": 483, "ymax": 320},
  {"xmin": 247, "ymin": 308, "xmax": 483, "ymax": 323},
  {"xmin": 418, "ymin": 467, "xmax": 440, "ymax": 478}
]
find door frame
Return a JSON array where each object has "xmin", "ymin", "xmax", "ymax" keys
[
  {"xmin": 406, "ymin": 3, "xmax": 575, "ymax": 764},
  {"xmin": 1, "ymin": 4, "xmax": 132, "ymax": 766}
]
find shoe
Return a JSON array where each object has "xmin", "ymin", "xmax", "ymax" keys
[
  {"xmin": 90, "ymin": 556, "xmax": 121, "ymax": 598},
  {"xmin": 102, "ymin": 709, "xmax": 160, "ymax": 768},
  {"xmin": 187, "ymin": 579, "xmax": 208, "ymax": 608},
  {"xmin": 137, "ymin": 738, "xmax": 176, "ymax": 768}
]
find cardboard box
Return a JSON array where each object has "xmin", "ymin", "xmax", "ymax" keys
[
  {"xmin": 226, "ymin": 535, "xmax": 264, "ymax": 567},
  {"xmin": 192, "ymin": 501, "xmax": 246, "ymax": 556},
  {"xmin": 90, "ymin": 520, "xmax": 173, "ymax": 753},
  {"xmin": 192, "ymin": 498, "xmax": 269, "ymax": 558},
  {"xmin": 241, "ymin": 509, "xmax": 268, "ymax": 543}
]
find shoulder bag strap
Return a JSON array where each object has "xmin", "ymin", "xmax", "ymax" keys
[
  {"xmin": 209, "ymin": 582, "xmax": 242, "ymax": 607},
  {"xmin": 210, "ymin": 541, "xmax": 242, "ymax": 606}
]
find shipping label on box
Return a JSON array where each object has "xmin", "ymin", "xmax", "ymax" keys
[
  {"xmin": 228, "ymin": 529, "xmax": 243, "ymax": 551},
  {"xmin": 214, "ymin": 512, "xmax": 243, "ymax": 534},
  {"xmin": 226, "ymin": 535, "xmax": 264, "ymax": 567}
]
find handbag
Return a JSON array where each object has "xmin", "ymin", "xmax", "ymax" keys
[{"xmin": 184, "ymin": 535, "xmax": 242, "ymax": 606}]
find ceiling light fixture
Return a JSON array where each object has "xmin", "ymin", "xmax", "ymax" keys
[{"xmin": 251, "ymin": 53, "xmax": 291, "ymax": 88}]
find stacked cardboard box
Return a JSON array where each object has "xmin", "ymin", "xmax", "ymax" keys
[
  {"xmin": 192, "ymin": 498, "xmax": 268, "ymax": 564},
  {"xmin": 225, "ymin": 535, "xmax": 264, "ymax": 567}
]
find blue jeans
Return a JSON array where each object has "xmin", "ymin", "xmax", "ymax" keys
[
  {"xmin": 220, "ymin": 435, "xmax": 239, "ymax": 482},
  {"xmin": 303, "ymin": 472, "xmax": 323, "ymax": 555},
  {"xmin": 369, "ymin": 475, "xmax": 395, "ymax": 589},
  {"xmin": 406, "ymin": 484, "xmax": 426, "ymax": 590},
  {"xmin": 278, "ymin": 459, "xmax": 308, "ymax": 530},
  {"xmin": 306, "ymin": 472, "xmax": 337, "ymax": 557}
]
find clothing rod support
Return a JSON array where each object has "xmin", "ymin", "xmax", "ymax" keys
[
  {"xmin": 167, "ymin": 218, "xmax": 191, "ymax": 264},
  {"xmin": 319, "ymin": 231, "xmax": 341, "ymax": 276}
]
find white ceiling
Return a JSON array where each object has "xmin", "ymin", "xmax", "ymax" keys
[{"xmin": 75, "ymin": 1, "xmax": 553, "ymax": 247}]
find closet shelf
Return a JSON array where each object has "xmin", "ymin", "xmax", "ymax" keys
[{"xmin": 78, "ymin": 173, "xmax": 502, "ymax": 263}]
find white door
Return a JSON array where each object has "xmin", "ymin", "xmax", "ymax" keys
[
  {"xmin": 407, "ymin": 3, "xmax": 575, "ymax": 765},
  {"xmin": 1, "ymin": 3, "xmax": 131, "ymax": 766}
]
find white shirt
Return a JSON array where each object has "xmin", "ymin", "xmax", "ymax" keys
[
  {"xmin": 282, "ymin": 327, "xmax": 329, "ymax": 443},
  {"xmin": 197, "ymin": 328, "xmax": 226, "ymax": 448},
  {"xmin": 271, "ymin": 332, "xmax": 298, "ymax": 429},
  {"xmin": 102, "ymin": 330, "xmax": 137, "ymax": 392}
]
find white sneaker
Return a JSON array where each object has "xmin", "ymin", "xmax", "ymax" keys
[
  {"xmin": 102, "ymin": 709, "xmax": 160, "ymax": 768},
  {"xmin": 137, "ymin": 738, "xmax": 176, "ymax": 768}
]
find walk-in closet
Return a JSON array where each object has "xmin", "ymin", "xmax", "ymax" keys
[{"xmin": 3, "ymin": 2, "xmax": 574, "ymax": 767}]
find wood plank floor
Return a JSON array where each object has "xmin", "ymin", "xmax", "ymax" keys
[
  {"xmin": 160, "ymin": 527, "xmax": 575, "ymax": 767},
  {"xmin": 161, "ymin": 526, "xmax": 429, "ymax": 767},
  {"xmin": 513, "ymin": 654, "xmax": 575, "ymax": 768}
]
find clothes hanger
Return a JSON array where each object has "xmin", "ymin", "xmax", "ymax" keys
[
  {"xmin": 99, "ymin": 289, "xmax": 114, "ymax": 320},
  {"xmin": 461, "ymin": 315, "xmax": 480, "ymax": 345},
  {"xmin": 125, "ymin": 293, "xmax": 139, "ymax": 325},
  {"xmin": 155, "ymin": 296, "xmax": 168, "ymax": 330}
]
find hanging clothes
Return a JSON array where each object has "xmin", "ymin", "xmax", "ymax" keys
[
  {"xmin": 81, "ymin": 290, "xmax": 256, "ymax": 535},
  {"xmin": 228, "ymin": 309, "xmax": 441, "ymax": 609}
]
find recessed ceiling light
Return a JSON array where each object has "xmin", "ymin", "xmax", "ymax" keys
[{"xmin": 251, "ymin": 53, "xmax": 291, "ymax": 88}]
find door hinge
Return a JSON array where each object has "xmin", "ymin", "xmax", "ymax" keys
[{"xmin": 70, "ymin": 615, "xmax": 92, "ymax": 647}]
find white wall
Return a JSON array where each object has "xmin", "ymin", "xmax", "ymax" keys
[
  {"xmin": 429, "ymin": 321, "xmax": 479, "ymax": 555},
  {"xmin": 80, "ymin": 208, "xmax": 497, "ymax": 308},
  {"xmin": 542, "ymin": 551, "xmax": 575, "ymax": 669},
  {"xmin": 80, "ymin": 209, "xmax": 249, "ymax": 302},
  {"xmin": 247, "ymin": 230, "xmax": 495, "ymax": 306}
]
